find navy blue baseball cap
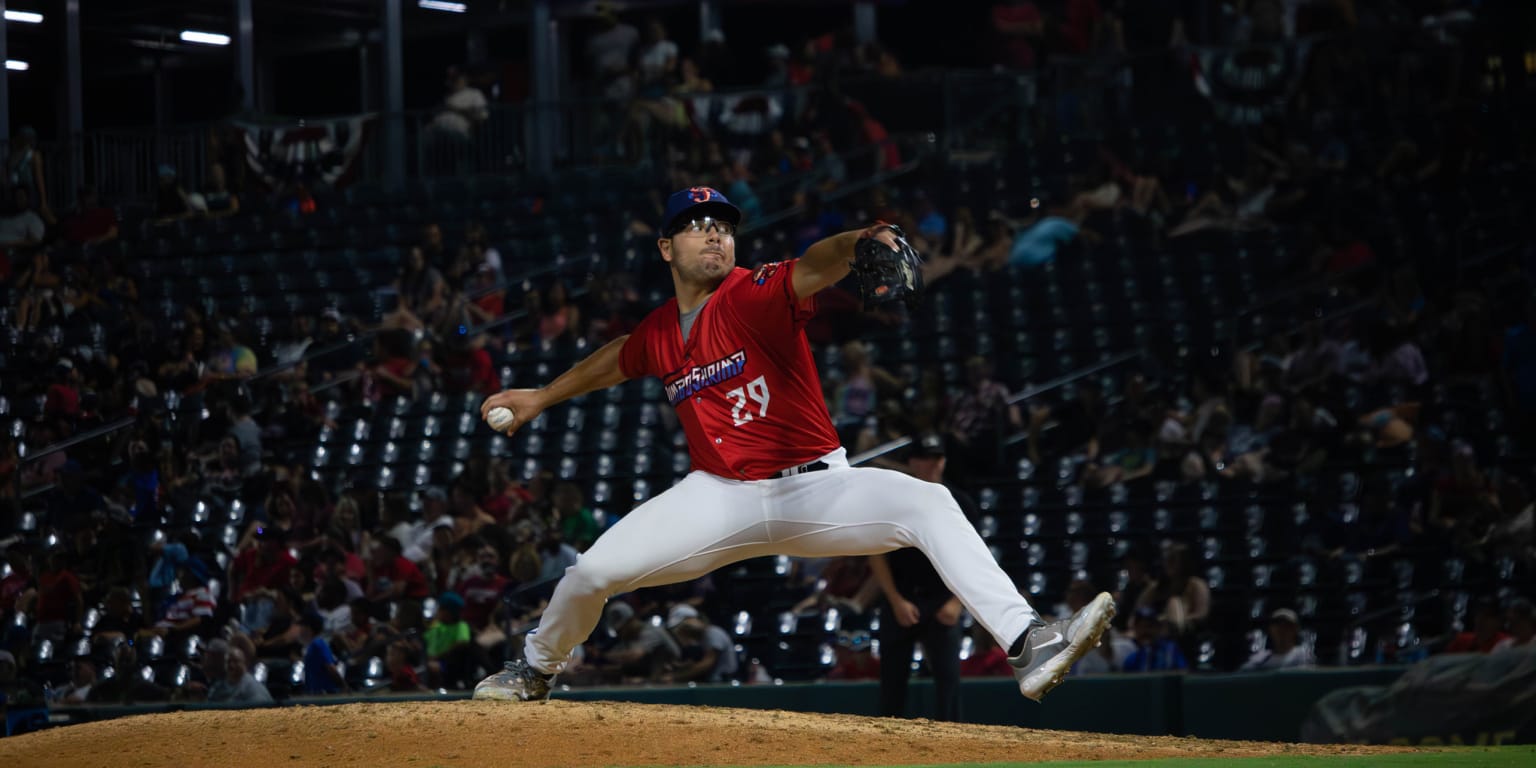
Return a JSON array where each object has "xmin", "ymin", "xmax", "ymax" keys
[{"xmin": 661, "ymin": 186, "xmax": 742, "ymax": 235}]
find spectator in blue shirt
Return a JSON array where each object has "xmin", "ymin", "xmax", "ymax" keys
[
  {"xmin": 1121, "ymin": 606, "xmax": 1188, "ymax": 672},
  {"xmin": 300, "ymin": 612, "xmax": 346, "ymax": 695}
]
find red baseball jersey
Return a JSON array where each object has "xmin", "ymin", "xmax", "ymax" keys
[{"xmin": 619, "ymin": 261, "xmax": 842, "ymax": 480}]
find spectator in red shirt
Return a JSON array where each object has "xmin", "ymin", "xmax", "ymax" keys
[
  {"xmin": 386, "ymin": 638, "xmax": 428, "ymax": 692},
  {"xmin": 826, "ymin": 631, "xmax": 880, "ymax": 680},
  {"xmin": 231, "ymin": 527, "xmax": 299, "ymax": 602},
  {"xmin": 1060, "ymin": 0, "xmax": 1103, "ymax": 55},
  {"xmin": 33, "ymin": 550, "xmax": 83, "ymax": 644},
  {"xmin": 1443, "ymin": 597, "xmax": 1511, "ymax": 654},
  {"xmin": 367, "ymin": 536, "xmax": 431, "ymax": 602},
  {"xmin": 229, "ymin": 527, "xmax": 298, "ymax": 633},
  {"xmin": 0, "ymin": 550, "xmax": 31, "ymax": 622},
  {"xmin": 438, "ymin": 331, "xmax": 499, "ymax": 396},
  {"xmin": 960, "ymin": 629, "xmax": 1013, "ymax": 677},
  {"xmin": 368, "ymin": 329, "xmax": 418, "ymax": 402},
  {"xmin": 454, "ymin": 543, "xmax": 510, "ymax": 632},
  {"xmin": 992, "ymin": 1, "xmax": 1043, "ymax": 70},
  {"xmin": 45, "ymin": 359, "xmax": 82, "ymax": 420},
  {"xmin": 60, "ymin": 185, "xmax": 119, "ymax": 246}
]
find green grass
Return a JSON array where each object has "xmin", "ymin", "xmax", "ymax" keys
[{"xmin": 746, "ymin": 745, "xmax": 1536, "ymax": 768}]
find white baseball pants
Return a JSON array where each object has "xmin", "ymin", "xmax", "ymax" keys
[{"xmin": 524, "ymin": 447, "xmax": 1040, "ymax": 674}]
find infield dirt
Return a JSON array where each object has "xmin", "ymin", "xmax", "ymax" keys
[{"xmin": 0, "ymin": 699, "xmax": 1413, "ymax": 767}]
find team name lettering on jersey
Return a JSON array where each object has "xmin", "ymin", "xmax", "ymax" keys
[
  {"xmin": 752, "ymin": 262, "xmax": 783, "ymax": 285},
  {"xmin": 664, "ymin": 350, "xmax": 748, "ymax": 406}
]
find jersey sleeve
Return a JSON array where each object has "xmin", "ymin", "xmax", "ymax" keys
[
  {"xmin": 618, "ymin": 315, "xmax": 658, "ymax": 380},
  {"xmin": 735, "ymin": 260, "xmax": 818, "ymax": 330}
]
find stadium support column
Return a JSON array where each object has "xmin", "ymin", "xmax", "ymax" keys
[
  {"xmin": 528, "ymin": 0, "xmax": 556, "ymax": 177},
  {"xmin": 383, "ymin": 0, "xmax": 406, "ymax": 189},
  {"xmin": 236, "ymin": 0, "xmax": 255, "ymax": 112},
  {"xmin": 854, "ymin": 1, "xmax": 876, "ymax": 45},
  {"xmin": 66, "ymin": 0, "xmax": 84, "ymax": 197},
  {"xmin": 0, "ymin": 0, "xmax": 9, "ymax": 141}
]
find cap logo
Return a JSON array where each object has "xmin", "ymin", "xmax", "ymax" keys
[{"xmin": 688, "ymin": 187, "xmax": 716, "ymax": 203}]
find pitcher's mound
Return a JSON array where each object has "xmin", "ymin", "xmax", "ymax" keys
[{"xmin": 0, "ymin": 699, "xmax": 1404, "ymax": 767}]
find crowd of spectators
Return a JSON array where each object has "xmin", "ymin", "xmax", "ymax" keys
[{"xmin": 1, "ymin": 0, "xmax": 1532, "ymax": 716}]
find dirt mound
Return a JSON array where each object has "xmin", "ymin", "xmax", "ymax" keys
[{"xmin": 0, "ymin": 699, "xmax": 1408, "ymax": 767}]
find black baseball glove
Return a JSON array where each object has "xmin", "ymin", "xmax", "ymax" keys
[{"xmin": 852, "ymin": 224, "xmax": 924, "ymax": 311}]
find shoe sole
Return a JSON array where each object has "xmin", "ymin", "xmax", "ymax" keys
[
  {"xmin": 472, "ymin": 685, "xmax": 531, "ymax": 702},
  {"xmin": 1019, "ymin": 592, "xmax": 1116, "ymax": 702}
]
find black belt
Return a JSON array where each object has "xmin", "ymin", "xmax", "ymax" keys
[{"xmin": 775, "ymin": 460, "xmax": 830, "ymax": 478}]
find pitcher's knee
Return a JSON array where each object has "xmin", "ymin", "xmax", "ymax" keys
[{"xmin": 559, "ymin": 560, "xmax": 630, "ymax": 600}]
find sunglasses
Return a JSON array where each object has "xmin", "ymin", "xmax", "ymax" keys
[{"xmin": 669, "ymin": 217, "xmax": 736, "ymax": 238}]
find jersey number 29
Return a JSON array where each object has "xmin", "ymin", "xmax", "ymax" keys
[{"xmin": 727, "ymin": 375, "xmax": 770, "ymax": 427}]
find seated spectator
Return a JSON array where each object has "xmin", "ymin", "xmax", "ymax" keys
[
  {"xmin": 437, "ymin": 327, "xmax": 498, "ymax": 396},
  {"xmin": 230, "ymin": 526, "xmax": 298, "ymax": 631},
  {"xmin": 209, "ymin": 647, "xmax": 273, "ymax": 704},
  {"xmin": 1444, "ymin": 597, "xmax": 1510, "ymax": 654},
  {"xmin": 1429, "ymin": 441, "xmax": 1492, "ymax": 535},
  {"xmin": 1136, "ymin": 542, "xmax": 1210, "ymax": 639},
  {"xmin": 826, "ymin": 630, "xmax": 880, "ymax": 681},
  {"xmin": 551, "ymin": 482, "xmax": 599, "ymax": 553},
  {"xmin": 10, "ymin": 248, "xmax": 63, "ymax": 333},
  {"xmin": 151, "ymin": 558, "xmax": 217, "ymax": 643},
  {"xmin": 0, "ymin": 186, "xmax": 45, "ymax": 248},
  {"xmin": 385, "ymin": 638, "xmax": 427, "ymax": 693},
  {"xmin": 209, "ymin": 326, "xmax": 259, "ymax": 378},
  {"xmin": 959, "ymin": 629, "xmax": 1012, "ymax": 677},
  {"xmin": 447, "ymin": 481, "xmax": 497, "ymax": 544},
  {"xmin": 46, "ymin": 459, "xmax": 106, "ymax": 532},
  {"xmin": 59, "ymin": 185, "xmax": 118, "ymax": 246},
  {"xmin": 665, "ymin": 604, "xmax": 738, "ymax": 683},
  {"xmin": 829, "ymin": 341, "xmax": 902, "ymax": 442},
  {"xmin": 790, "ymin": 555, "xmax": 879, "ymax": 615},
  {"xmin": 1081, "ymin": 422, "xmax": 1156, "ymax": 490},
  {"xmin": 1240, "ymin": 609, "xmax": 1316, "ymax": 670},
  {"xmin": 31, "ymin": 549, "xmax": 83, "ymax": 645},
  {"xmin": 1057, "ymin": 580, "xmax": 1134, "ymax": 674},
  {"xmin": 152, "ymin": 164, "xmax": 193, "ymax": 224},
  {"xmin": 395, "ymin": 245, "xmax": 446, "ymax": 324},
  {"xmin": 0, "ymin": 649, "xmax": 42, "ymax": 710},
  {"xmin": 536, "ymin": 530, "xmax": 580, "ymax": 583},
  {"xmin": 424, "ymin": 592, "xmax": 472, "ymax": 689},
  {"xmin": 252, "ymin": 588, "xmax": 304, "ymax": 661},
  {"xmin": 366, "ymin": 536, "xmax": 431, "ymax": 603},
  {"xmin": 299, "ymin": 612, "xmax": 346, "ymax": 694},
  {"xmin": 1493, "ymin": 599, "xmax": 1535, "ymax": 653},
  {"xmin": 88, "ymin": 641, "xmax": 169, "ymax": 704},
  {"xmin": 537, "ymin": 282, "xmax": 581, "ymax": 344},
  {"xmin": 50, "ymin": 657, "xmax": 96, "ymax": 705},
  {"xmin": 333, "ymin": 597, "xmax": 376, "ymax": 657},
  {"xmin": 199, "ymin": 162, "xmax": 240, "ymax": 219},
  {"xmin": 455, "ymin": 541, "xmax": 508, "ymax": 630},
  {"xmin": 183, "ymin": 638, "xmax": 228, "ymax": 701},
  {"xmin": 91, "ymin": 586, "xmax": 148, "ymax": 656},
  {"xmin": 367, "ymin": 329, "xmax": 419, "ymax": 403},
  {"xmin": 1121, "ymin": 606, "xmax": 1189, "ymax": 672},
  {"xmin": 595, "ymin": 601, "xmax": 680, "ymax": 683},
  {"xmin": 945, "ymin": 357, "xmax": 1022, "ymax": 482}
]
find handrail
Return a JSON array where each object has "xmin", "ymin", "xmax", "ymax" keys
[
  {"xmin": 849, "ymin": 351, "xmax": 1142, "ymax": 467},
  {"xmin": 20, "ymin": 416, "xmax": 136, "ymax": 463}
]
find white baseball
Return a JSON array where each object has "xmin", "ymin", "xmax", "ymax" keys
[{"xmin": 486, "ymin": 406, "xmax": 516, "ymax": 431}]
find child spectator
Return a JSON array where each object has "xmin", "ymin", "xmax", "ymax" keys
[
  {"xmin": 299, "ymin": 612, "xmax": 346, "ymax": 694},
  {"xmin": 424, "ymin": 592, "xmax": 472, "ymax": 689},
  {"xmin": 1121, "ymin": 607, "xmax": 1189, "ymax": 672}
]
